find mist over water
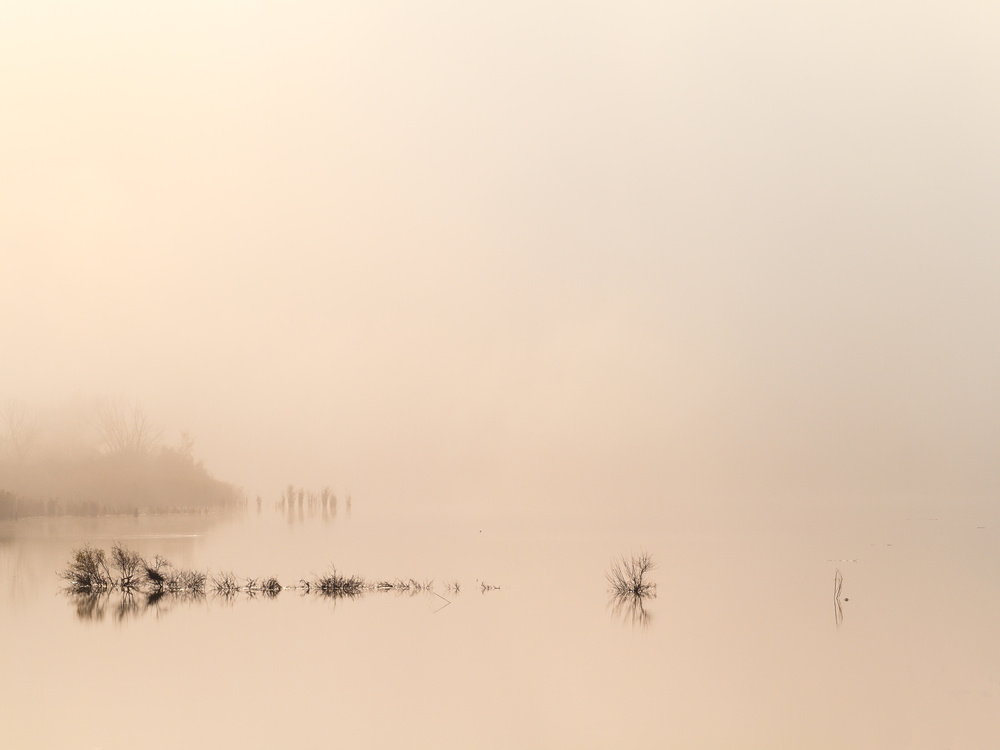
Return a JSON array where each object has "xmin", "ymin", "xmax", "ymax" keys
[
  {"xmin": 2, "ymin": 2, "xmax": 999, "ymax": 747},
  {"xmin": 3, "ymin": 1, "xmax": 998, "ymax": 511}
]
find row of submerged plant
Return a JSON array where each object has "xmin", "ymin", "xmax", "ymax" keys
[
  {"xmin": 60, "ymin": 543, "xmax": 491, "ymax": 603},
  {"xmin": 64, "ymin": 547, "xmax": 836, "ymax": 632},
  {"xmin": 64, "ymin": 543, "xmax": 651, "ymax": 604}
]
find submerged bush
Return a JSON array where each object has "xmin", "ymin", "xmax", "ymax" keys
[
  {"xmin": 61, "ymin": 545, "xmax": 112, "ymax": 592},
  {"xmin": 170, "ymin": 569, "xmax": 207, "ymax": 594},
  {"xmin": 312, "ymin": 569, "xmax": 366, "ymax": 597},
  {"xmin": 142, "ymin": 556, "xmax": 168, "ymax": 589},
  {"xmin": 259, "ymin": 577, "xmax": 282, "ymax": 596},
  {"xmin": 606, "ymin": 551, "xmax": 657, "ymax": 598},
  {"xmin": 210, "ymin": 571, "xmax": 241, "ymax": 596},
  {"xmin": 606, "ymin": 551, "xmax": 657, "ymax": 628},
  {"xmin": 110, "ymin": 542, "xmax": 144, "ymax": 589},
  {"xmin": 60, "ymin": 544, "xmax": 470, "ymax": 621},
  {"xmin": 144, "ymin": 554, "xmax": 205, "ymax": 594}
]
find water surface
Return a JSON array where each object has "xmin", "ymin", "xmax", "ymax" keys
[{"xmin": 1, "ymin": 501, "xmax": 998, "ymax": 749}]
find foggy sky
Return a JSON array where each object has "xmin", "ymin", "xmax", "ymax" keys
[{"xmin": 2, "ymin": 1, "xmax": 998, "ymax": 512}]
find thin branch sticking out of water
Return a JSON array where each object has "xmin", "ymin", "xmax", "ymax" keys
[{"xmin": 834, "ymin": 569, "xmax": 844, "ymax": 628}]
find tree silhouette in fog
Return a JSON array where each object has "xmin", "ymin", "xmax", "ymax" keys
[
  {"xmin": 1, "ymin": 400, "xmax": 39, "ymax": 463},
  {"xmin": 0, "ymin": 399, "xmax": 243, "ymax": 518},
  {"xmin": 93, "ymin": 398, "xmax": 162, "ymax": 456}
]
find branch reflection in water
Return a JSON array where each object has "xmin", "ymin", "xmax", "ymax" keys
[
  {"xmin": 609, "ymin": 588, "xmax": 655, "ymax": 628},
  {"xmin": 68, "ymin": 588, "xmax": 205, "ymax": 623}
]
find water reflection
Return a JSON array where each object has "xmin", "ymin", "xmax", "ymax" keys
[
  {"xmin": 65, "ymin": 587, "xmax": 254, "ymax": 621},
  {"xmin": 69, "ymin": 589, "xmax": 201, "ymax": 623},
  {"xmin": 64, "ymin": 581, "xmax": 458, "ymax": 622},
  {"xmin": 609, "ymin": 589, "xmax": 655, "ymax": 628},
  {"xmin": 275, "ymin": 484, "xmax": 349, "ymax": 525}
]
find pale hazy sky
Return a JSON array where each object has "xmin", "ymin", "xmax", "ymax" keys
[{"xmin": 2, "ymin": 2, "xmax": 998, "ymax": 511}]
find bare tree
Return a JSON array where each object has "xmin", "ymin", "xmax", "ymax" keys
[
  {"xmin": 1, "ymin": 400, "xmax": 39, "ymax": 463},
  {"xmin": 93, "ymin": 398, "xmax": 162, "ymax": 456},
  {"xmin": 178, "ymin": 431, "xmax": 196, "ymax": 461}
]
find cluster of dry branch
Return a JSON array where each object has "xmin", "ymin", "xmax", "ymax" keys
[{"xmin": 62, "ymin": 544, "xmax": 475, "ymax": 604}]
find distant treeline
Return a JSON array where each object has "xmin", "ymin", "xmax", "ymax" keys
[
  {"xmin": 0, "ymin": 446, "xmax": 244, "ymax": 520},
  {"xmin": 0, "ymin": 399, "xmax": 244, "ymax": 520}
]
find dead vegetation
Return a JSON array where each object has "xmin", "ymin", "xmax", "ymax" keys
[
  {"xmin": 606, "ymin": 551, "xmax": 657, "ymax": 628},
  {"xmin": 61, "ymin": 544, "xmax": 474, "ymax": 619},
  {"xmin": 373, "ymin": 578, "xmax": 435, "ymax": 595},
  {"xmin": 62, "ymin": 545, "xmax": 113, "ymax": 592},
  {"xmin": 110, "ymin": 542, "xmax": 144, "ymax": 589},
  {"xmin": 310, "ymin": 569, "xmax": 366, "ymax": 597},
  {"xmin": 211, "ymin": 571, "xmax": 241, "ymax": 597},
  {"xmin": 259, "ymin": 577, "xmax": 282, "ymax": 596},
  {"xmin": 606, "ymin": 551, "xmax": 657, "ymax": 598}
]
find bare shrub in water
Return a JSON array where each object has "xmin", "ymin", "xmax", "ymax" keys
[
  {"xmin": 313, "ymin": 568, "xmax": 366, "ymax": 597},
  {"xmin": 61, "ymin": 545, "xmax": 112, "ymax": 592},
  {"xmin": 110, "ymin": 542, "xmax": 145, "ymax": 590},
  {"xmin": 61, "ymin": 545, "xmax": 466, "ymax": 620},
  {"xmin": 163, "ymin": 566, "xmax": 206, "ymax": 595},
  {"xmin": 606, "ymin": 551, "xmax": 657, "ymax": 598},
  {"xmin": 606, "ymin": 552, "xmax": 657, "ymax": 628},
  {"xmin": 211, "ymin": 571, "xmax": 241, "ymax": 596},
  {"xmin": 142, "ymin": 555, "xmax": 171, "ymax": 590}
]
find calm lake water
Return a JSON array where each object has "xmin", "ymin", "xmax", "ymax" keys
[{"xmin": 2, "ymin": 499, "xmax": 998, "ymax": 749}]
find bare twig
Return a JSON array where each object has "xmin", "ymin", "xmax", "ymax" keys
[{"xmin": 834, "ymin": 569, "xmax": 844, "ymax": 628}]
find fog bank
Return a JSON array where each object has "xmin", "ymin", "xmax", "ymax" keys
[{"xmin": 2, "ymin": 2, "xmax": 998, "ymax": 513}]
